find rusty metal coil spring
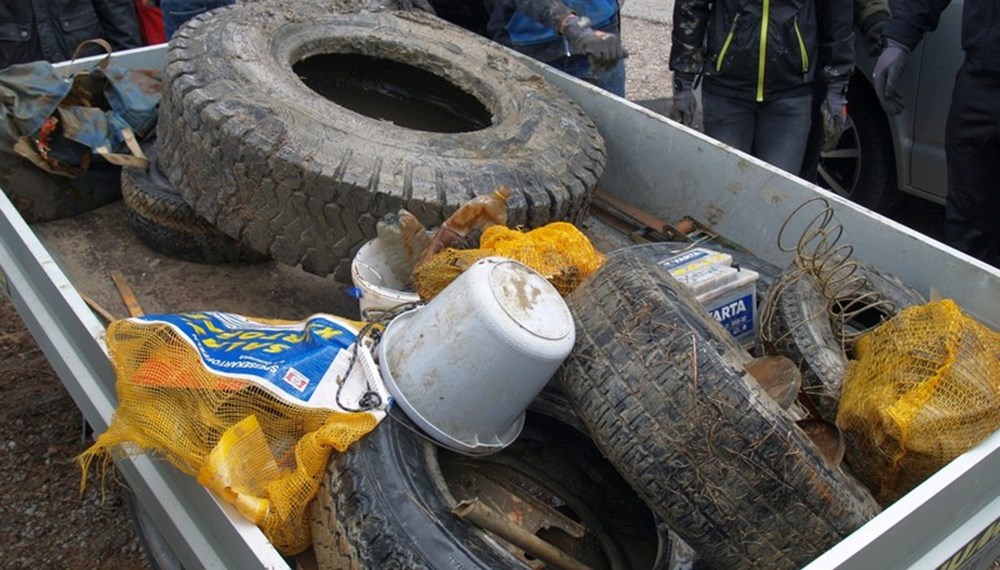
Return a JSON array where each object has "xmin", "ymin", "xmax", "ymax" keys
[{"xmin": 764, "ymin": 197, "xmax": 899, "ymax": 345}]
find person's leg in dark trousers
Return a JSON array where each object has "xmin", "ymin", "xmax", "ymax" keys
[
  {"xmin": 943, "ymin": 63, "xmax": 1000, "ymax": 268},
  {"xmin": 704, "ymin": 91, "xmax": 812, "ymax": 175},
  {"xmin": 799, "ymin": 82, "xmax": 827, "ymax": 182},
  {"xmin": 702, "ymin": 91, "xmax": 756, "ymax": 155},
  {"xmin": 753, "ymin": 93, "xmax": 813, "ymax": 175}
]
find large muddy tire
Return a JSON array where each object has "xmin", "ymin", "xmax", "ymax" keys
[
  {"xmin": 762, "ymin": 262, "xmax": 925, "ymax": 422},
  {"xmin": 309, "ymin": 411, "xmax": 666, "ymax": 570},
  {"xmin": 558, "ymin": 245, "xmax": 881, "ymax": 569},
  {"xmin": 157, "ymin": 5, "xmax": 605, "ymax": 279},
  {"xmin": 0, "ymin": 151, "xmax": 122, "ymax": 223},
  {"xmin": 121, "ymin": 143, "xmax": 270, "ymax": 264}
]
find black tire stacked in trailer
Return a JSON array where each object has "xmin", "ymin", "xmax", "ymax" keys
[
  {"xmin": 762, "ymin": 261, "xmax": 925, "ymax": 421},
  {"xmin": 310, "ymin": 411, "xmax": 668, "ymax": 569},
  {"xmin": 121, "ymin": 142, "xmax": 269, "ymax": 264},
  {"xmin": 156, "ymin": 5, "xmax": 605, "ymax": 280},
  {"xmin": 558, "ymin": 244, "xmax": 882, "ymax": 569},
  {"xmin": 0, "ymin": 151, "xmax": 121, "ymax": 223}
]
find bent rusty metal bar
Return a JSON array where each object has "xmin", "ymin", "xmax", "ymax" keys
[{"xmin": 452, "ymin": 498, "xmax": 593, "ymax": 570}]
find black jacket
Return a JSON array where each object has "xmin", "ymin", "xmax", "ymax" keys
[
  {"xmin": 884, "ymin": 0, "xmax": 1000, "ymax": 73},
  {"xmin": 670, "ymin": 0, "xmax": 855, "ymax": 101},
  {"xmin": 0, "ymin": 0, "xmax": 141, "ymax": 70}
]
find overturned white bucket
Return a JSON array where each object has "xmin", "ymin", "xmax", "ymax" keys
[
  {"xmin": 351, "ymin": 238, "xmax": 422, "ymax": 318},
  {"xmin": 378, "ymin": 257, "xmax": 575, "ymax": 455}
]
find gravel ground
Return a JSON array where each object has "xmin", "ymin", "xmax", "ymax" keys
[
  {"xmin": 622, "ymin": 15, "xmax": 673, "ymax": 103},
  {"xmin": 0, "ymin": 12, "xmax": 670, "ymax": 570},
  {"xmin": 0, "ymin": 295, "xmax": 151, "ymax": 569}
]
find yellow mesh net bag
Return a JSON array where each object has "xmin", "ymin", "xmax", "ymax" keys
[
  {"xmin": 79, "ymin": 312, "xmax": 387, "ymax": 555},
  {"xmin": 412, "ymin": 221, "xmax": 605, "ymax": 299},
  {"xmin": 836, "ymin": 299, "xmax": 1000, "ymax": 504}
]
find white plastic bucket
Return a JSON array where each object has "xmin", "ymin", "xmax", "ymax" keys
[
  {"xmin": 351, "ymin": 238, "xmax": 421, "ymax": 317},
  {"xmin": 378, "ymin": 257, "xmax": 575, "ymax": 455}
]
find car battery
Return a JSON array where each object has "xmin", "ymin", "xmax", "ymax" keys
[{"xmin": 659, "ymin": 248, "xmax": 760, "ymax": 346}]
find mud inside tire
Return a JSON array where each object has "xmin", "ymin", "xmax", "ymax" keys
[
  {"xmin": 558, "ymin": 244, "xmax": 881, "ymax": 569},
  {"xmin": 157, "ymin": 6, "xmax": 605, "ymax": 279}
]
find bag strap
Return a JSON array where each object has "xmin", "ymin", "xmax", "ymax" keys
[
  {"xmin": 64, "ymin": 39, "xmax": 114, "ymax": 77},
  {"xmin": 95, "ymin": 127, "xmax": 149, "ymax": 169}
]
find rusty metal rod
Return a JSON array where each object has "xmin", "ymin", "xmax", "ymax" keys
[
  {"xmin": 593, "ymin": 190, "xmax": 672, "ymax": 235},
  {"xmin": 452, "ymin": 498, "xmax": 593, "ymax": 570}
]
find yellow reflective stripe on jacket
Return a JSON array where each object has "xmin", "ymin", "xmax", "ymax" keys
[
  {"xmin": 757, "ymin": 0, "xmax": 769, "ymax": 102},
  {"xmin": 794, "ymin": 18, "xmax": 809, "ymax": 73}
]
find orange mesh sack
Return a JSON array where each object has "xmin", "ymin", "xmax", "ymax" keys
[
  {"xmin": 412, "ymin": 247, "xmax": 494, "ymax": 299},
  {"xmin": 79, "ymin": 312, "xmax": 388, "ymax": 555},
  {"xmin": 836, "ymin": 299, "xmax": 1000, "ymax": 504},
  {"xmin": 412, "ymin": 222, "xmax": 605, "ymax": 299}
]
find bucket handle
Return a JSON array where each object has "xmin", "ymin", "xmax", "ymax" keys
[{"xmin": 354, "ymin": 258, "xmax": 388, "ymax": 285}]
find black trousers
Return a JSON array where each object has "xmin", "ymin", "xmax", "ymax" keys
[
  {"xmin": 944, "ymin": 62, "xmax": 1000, "ymax": 268},
  {"xmin": 799, "ymin": 81, "xmax": 825, "ymax": 183}
]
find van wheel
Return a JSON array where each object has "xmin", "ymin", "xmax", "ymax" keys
[
  {"xmin": 558, "ymin": 245, "xmax": 881, "ymax": 569},
  {"xmin": 0, "ymin": 151, "xmax": 121, "ymax": 223},
  {"xmin": 157, "ymin": 6, "xmax": 605, "ymax": 280},
  {"xmin": 818, "ymin": 76, "xmax": 898, "ymax": 213},
  {"xmin": 309, "ymin": 410, "xmax": 667, "ymax": 570},
  {"xmin": 121, "ymin": 143, "xmax": 269, "ymax": 264}
]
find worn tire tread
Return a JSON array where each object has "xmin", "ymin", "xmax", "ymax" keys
[
  {"xmin": 558, "ymin": 245, "xmax": 880, "ymax": 569},
  {"xmin": 121, "ymin": 143, "xmax": 269, "ymax": 264},
  {"xmin": 158, "ymin": 6, "xmax": 604, "ymax": 279}
]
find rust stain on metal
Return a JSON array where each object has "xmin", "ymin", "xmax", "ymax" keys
[{"xmin": 705, "ymin": 204, "xmax": 726, "ymax": 226}]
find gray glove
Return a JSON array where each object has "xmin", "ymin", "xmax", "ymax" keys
[
  {"xmin": 821, "ymin": 80, "xmax": 849, "ymax": 151},
  {"xmin": 561, "ymin": 15, "xmax": 627, "ymax": 68},
  {"xmin": 669, "ymin": 74, "xmax": 697, "ymax": 127},
  {"xmin": 873, "ymin": 38, "xmax": 909, "ymax": 115}
]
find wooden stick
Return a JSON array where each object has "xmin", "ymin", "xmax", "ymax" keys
[
  {"xmin": 78, "ymin": 292, "xmax": 118, "ymax": 323},
  {"xmin": 109, "ymin": 270, "xmax": 144, "ymax": 317}
]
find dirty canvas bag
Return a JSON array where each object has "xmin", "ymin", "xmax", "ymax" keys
[{"xmin": 0, "ymin": 39, "xmax": 160, "ymax": 177}]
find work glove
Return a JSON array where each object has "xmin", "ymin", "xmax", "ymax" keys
[
  {"xmin": 859, "ymin": 11, "xmax": 889, "ymax": 54},
  {"xmin": 561, "ymin": 15, "xmax": 627, "ymax": 69},
  {"xmin": 400, "ymin": 0, "xmax": 436, "ymax": 15},
  {"xmin": 669, "ymin": 73, "xmax": 697, "ymax": 127},
  {"xmin": 821, "ymin": 80, "xmax": 849, "ymax": 151},
  {"xmin": 873, "ymin": 38, "xmax": 909, "ymax": 115}
]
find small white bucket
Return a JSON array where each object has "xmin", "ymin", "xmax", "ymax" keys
[
  {"xmin": 351, "ymin": 238, "xmax": 421, "ymax": 318},
  {"xmin": 379, "ymin": 257, "xmax": 575, "ymax": 455}
]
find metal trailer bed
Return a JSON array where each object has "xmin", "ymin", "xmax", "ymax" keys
[{"xmin": 1, "ymin": 43, "xmax": 998, "ymax": 570}]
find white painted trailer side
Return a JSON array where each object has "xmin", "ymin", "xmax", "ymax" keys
[{"xmin": 0, "ymin": 43, "xmax": 997, "ymax": 570}]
